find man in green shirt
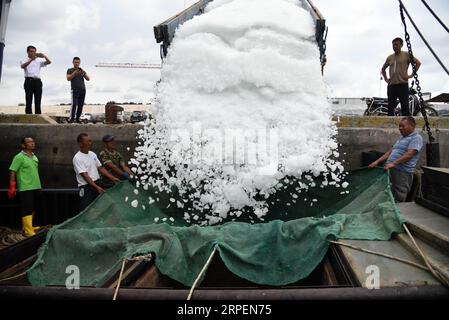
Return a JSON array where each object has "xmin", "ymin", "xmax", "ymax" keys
[
  {"xmin": 8, "ymin": 137, "xmax": 43, "ymax": 237},
  {"xmin": 98, "ymin": 134, "xmax": 134, "ymax": 188}
]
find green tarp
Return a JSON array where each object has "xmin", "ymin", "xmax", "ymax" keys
[{"xmin": 27, "ymin": 168, "xmax": 404, "ymax": 287}]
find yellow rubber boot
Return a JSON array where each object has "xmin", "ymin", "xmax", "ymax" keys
[
  {"xmin": 31, "ymin": 212, "xmax": 43, "ymax": 232},
  {"xmin": 22, "ymin": 215, "xmax": 36, "ymax": 237}
]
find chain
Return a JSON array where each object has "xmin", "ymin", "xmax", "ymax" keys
[
  {"xmin": 399, "ymin": 3, "xmax": 434, "ymax": 143},
  {"xmin": 320, "ymin": 27, "xmax": 328, "ymax": 75}
]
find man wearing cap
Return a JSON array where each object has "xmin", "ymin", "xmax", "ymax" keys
[
  {"xmin": 98, "ymin": 134, "xmax": 134, "ymax": 189},
  {"xmin": 73, "ymin": 133, "xmax": 120, "ymax": 211}
]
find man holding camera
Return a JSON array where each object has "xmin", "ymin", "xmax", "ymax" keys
[
  {"xmin": 20, "ymin": 45, "xmax": 52, "ymax": 114},
  {"xmin": 67, "ymin": 57, "xmax": 90, "ymax": 123}
]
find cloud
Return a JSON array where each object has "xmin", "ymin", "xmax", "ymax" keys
[
  {"xmin": 92, "ymin": 38, "xmax": 159, "ymax": 63},
  {"xmin": 122, "ymin": 93, "xmax": 141, "ymax": 101},
  {"xmin": 64, "ymin": 3, "xmax": 101, "ymax": 31},
  {"xmin": 313, "ymin": 0, "xmax": 449, "ymax": 97},
  {"xmin": 0, "ymin": 0, "xmax": 169, "ymax": 105},
  {"xmin": 94, "ymin": 85, "xmax": 122, "ymax": 93},
  {"xmin": 1, "ymin": 0, "xmax": 448, "ymax": 106}
]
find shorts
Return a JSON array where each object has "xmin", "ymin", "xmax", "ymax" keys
[{"xmin": 19, "ymin": 189, "xmax": 42, "ymax": 217}]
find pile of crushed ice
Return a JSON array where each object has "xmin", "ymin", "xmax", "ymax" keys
[{"xmin": 130, "ymin": 0, "xmax": 347, "ymax": 225}]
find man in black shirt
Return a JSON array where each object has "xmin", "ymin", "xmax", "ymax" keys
[{"xmin": 66, "ymin": 57, "xmax": 90, "ymax": 123}]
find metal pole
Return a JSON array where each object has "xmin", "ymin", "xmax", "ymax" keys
[
  {"xmin": 0, "ymin": 0, "xmax": 13, "ymax": 83},
  {"xmin": 379, "ymin": 76, "xmax": 382, "ymax": 97},
  {"xmin": 0, "ymin": 42, "xmax": 4, "ymax": 83}
]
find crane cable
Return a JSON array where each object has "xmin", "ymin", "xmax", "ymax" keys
[
  {"xmin": 420, "ymin": 0, "xmax": 449, "ymax": 34},
  {"xmin": 398, "ymin": 0, "xmax": 449, "ymax": 76},
  {"xmin": 399, "ymin": 1, "xmax": 434, "ymax": 146}
]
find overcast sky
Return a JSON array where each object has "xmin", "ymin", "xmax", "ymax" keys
[{"xmin": 0, "ymin": 0, "xmax": 448, "ymax": 106}]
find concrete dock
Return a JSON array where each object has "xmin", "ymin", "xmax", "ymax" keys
[{"xmin": 0, "ymin": 116, "xmax": 448, "ymax": 188}]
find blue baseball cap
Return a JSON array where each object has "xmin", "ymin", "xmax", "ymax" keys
[{"xmin": 102, "ymin": 134, "xmax": 115, "ymax": 142}]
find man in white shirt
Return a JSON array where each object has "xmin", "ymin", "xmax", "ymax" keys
[
  {"xmin": 20, "ymin": 45, "xmax": 51, "ymax": 114},
  {"xmin": 73, "ymin": 133, "xmax": 120, "ymax": 211}
]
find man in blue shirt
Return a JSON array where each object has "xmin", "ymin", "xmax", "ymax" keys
[{"xmin": 369, "ymin": 116, "xmax": 423, "ymax": 202}]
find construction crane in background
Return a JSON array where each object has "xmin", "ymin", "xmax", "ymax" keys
[{"xmin": 95, "ymin": 62, "xmax": 161, "ymax": 69}]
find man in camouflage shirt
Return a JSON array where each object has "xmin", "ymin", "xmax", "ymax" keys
[{"xmin": 98, "ymin": 134, "xmax": 134, "ymax": 188}]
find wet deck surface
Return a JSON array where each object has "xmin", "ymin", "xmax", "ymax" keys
[
  {"xmin": 399, "ymin": 202, "xmax": 449, "ymax": 249},
  {"xmin": 335, "ymin": 238, "xmax": 440, "ymax": 287},
  {"xmin": 334, "ymin": 201, "xmax": 449, "ymax": 288}
]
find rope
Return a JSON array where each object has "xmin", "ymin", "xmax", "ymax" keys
[
  {"xmin": 399, "ymin": 0, "xmax": 449, "ymax": 76},
  {"xmin": 402, "ymin": 224, "xmax": 449, "ymax": 287},
  {"xmin": 420, "ymin": 0, "xmax": 449, "ymax": 34},
  {"xmin": 0, "ymin": 272, "xmax": 27, "ymax": 283},
  {"xmin": 333, "ymin": 224, "xmax": 449, "ymax": 288},
  {"xmin": 330, "ymin": 241, "xmax": 428, "ymax": 271},
  {"xmin": 187, "ymin": 246, "xmax": 217, "ymax": 300},
  {"xmin": 0, "ymin": 228, "xmax": 26, "ymax": 250},
  {"xmin": 112, "ymin": 259, "xmax": 126, "ymax": 301},
  {"xmin": 111, "ymin": 253, "xmax": 153, "ymax": 300}
]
